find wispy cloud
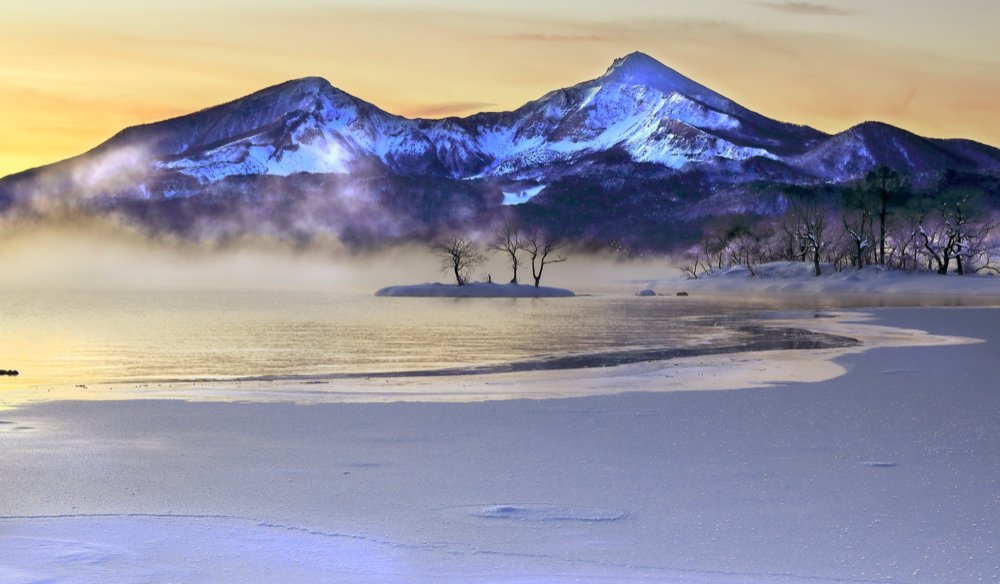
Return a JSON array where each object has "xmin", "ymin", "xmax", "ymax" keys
[
  {"xmin": 403, "ymin": 102, "xmax": 498, "ymax": 118},
  {"xmin": 756, "ymin": 2, "xmax": 855, "ymax": 16},
  {"xmin": 489, "ymin": 33, "xmax": 617, "ymax": 43}
]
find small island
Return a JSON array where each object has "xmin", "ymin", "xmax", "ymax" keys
[
  {"xmin": 375, "ymin": 282, "xmax": 574, "ymax": 298},
  {"xmin": 377, "ymin": 229, "xmax": 575, "ymax": 298}
]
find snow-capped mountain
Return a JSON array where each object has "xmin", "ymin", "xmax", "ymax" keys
[
  {"xmin": 1, "ymin": 52, "xmax": 998, "ymax": 249},
  {"xmin": 89, "ymin": 52, "xmax": 828, "ymax": 185},
  {"xmin": 790, "ymin": 121, "xmax": 1000, "ymax": 181}
]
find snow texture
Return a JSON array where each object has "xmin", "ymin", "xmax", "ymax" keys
[
  {"xmin": 0, "ymin": 309, "xmax": 1000, "ymax": 584},
  {"xmin": 1, "ymin": 308, "xmax": 998, "ymax": 582},
  {"xmin": 374, "ymin": 282, "xmax": 575, "ymax": 298},
  {"xmin": 654, "ymin": 261, "xmax": 1000, "ymax": 296},
  {"xmin": 6, "ymin": 52, "xmax": 1000, "ymax": 223},
  {"xmin": 501, "ymin": 184, "xmax": 546, "ymax": 205},
  {"xmin": 144, "ymin": 53, "xmax": 810, "ymax": 183}
]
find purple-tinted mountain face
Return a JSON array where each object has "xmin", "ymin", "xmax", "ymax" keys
[{"xmin": 2, "ymin": 52, "xmax": 999, "ymax": 249}]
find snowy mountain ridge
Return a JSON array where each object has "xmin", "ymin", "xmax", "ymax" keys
[
  {"xmin": 1, "ymin": 52, "xmax": 999, "ymax": 250},
  {"xmin": 31, "ymin": 53, "xmax": 828, "ymax": 188},
  {"xmin": 6, "ymin": 51, "xmax": 999, "ymax": 193},
  {"xmin": 156, "ymin": 52, "xmax": 794, "ymax": 184}
]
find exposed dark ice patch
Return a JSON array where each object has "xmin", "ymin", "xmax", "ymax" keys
[
  {"xmin": 860, "ymin": 461, "xmax": 899, "ymax": 468},
  {"xmin": 341, "ymin": 462, "xmax": 384, "ymax": 469}
]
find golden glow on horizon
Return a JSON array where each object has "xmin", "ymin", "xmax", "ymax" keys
[{"xmin": 2, "ymin": 0, "xmax": 999, "ymax": 177}]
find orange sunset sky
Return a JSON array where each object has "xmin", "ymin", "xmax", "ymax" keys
[{"xmin": 2, "ymin": 0, "xmax": 998, "ymax": 178}]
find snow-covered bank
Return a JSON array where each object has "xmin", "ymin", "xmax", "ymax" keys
[
  {"xmin": 646, "ymin": 261, "xmax": 1000, "ymax": 297},
  {"xmin": 374, "ymin": 282, "xmax": 575, "ymax": 298},
  {"xmin": 2, "ymin": 308, "xmax": 998, "ymax": 583}
]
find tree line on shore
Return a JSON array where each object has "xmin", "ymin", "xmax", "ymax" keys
[{"xmin": 683, "ymin": 167, "xmax": 999, "ymax": 278}]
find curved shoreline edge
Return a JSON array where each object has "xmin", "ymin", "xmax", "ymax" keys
[{"xmin": 1, "ymin": 308, "xmax": 984, "ymax": 407}]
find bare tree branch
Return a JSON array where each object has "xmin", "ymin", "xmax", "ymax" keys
[
  {"xmin": 490, "ymin": 224, "xmax": 524, "ymax": 284},
  {"xmin": 524, "ymin": 232, "xmax": 567, "ymax": 288},
  {"xmin": 431, "ymin": 237, "xmax": 486, "ymax": 286}
]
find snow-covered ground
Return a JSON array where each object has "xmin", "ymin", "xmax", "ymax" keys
[
  {"xmin": 501, "ymin": 185, "xmax": 546, "ymax": 205},
  {"xmin": 644, "ymin": 261, "xmax": 1000, "ymax": 297},
  {"xmin": 2, "ymin": 307, "xmax": 999, "ymax": 582},
  {"xmin": 374, "ymin": 282, "xmax": 575, "ymax": 298}
]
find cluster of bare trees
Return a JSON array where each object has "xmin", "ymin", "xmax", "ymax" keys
[
  {"xmin": 432, "ymin": 225, "xmax": 567, "ymax": 286},
  {"xmin": 684, "ymin": 167, "xmax": 999, "ymax": 278}
]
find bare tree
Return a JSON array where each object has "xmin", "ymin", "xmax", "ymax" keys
[
  {"xmin": 491, "ymin": 224, "xmax": 524, "ymax": 283},
  {"xmin": 975, "ymin": 236, "xmax": 1000, "ymax": 275},
  {"xmin": 916, "ymin": 214, "xmax": 956, "ymax": 275},
  {"xmin": 785, "ymin": 194, "xmax": 829, "ymax": 276},
  {"xmin": 889, "ymin": 219, "xmax": 921, "ymax": 271},
  {"xmin": 863, "ymin": 166, "xmax": 908, "ymax": 266},
  {"xmin": 524, "ymin": 232, "xmax": 567, "ymax": 287},
  {"xmin": 841, "ymin": 186, "xmax": 875, "ymax": 269},
  {"xmin": 680, "ymin": 242, "xmax": 710, "ymax": 279},
  {"xmin": 432, "ymin": 237, "xmax": 486, "ymax": 285},
  {"xmin": 769, "ymin": 222, "xmax": 803, "ymax": 263},
  {"xmin": 916, "ymin": 188, "xmax": 995, "ymax": 275},
  {"xmin": 702, "ymin": 216, "xmax": 746, "ymax": 269},
  {"xmin": 727, "ymin": 222, "xmax": 770, "ymax": 277}
]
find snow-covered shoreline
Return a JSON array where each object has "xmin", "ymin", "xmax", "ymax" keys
[
  {"xmin": 2, "ymin": 306, "xmax": 998, "ymax": 583},
  {"xmin": 642, "ymin": 261, "xmax": 1000, "ymax": 297},
  {"xmin": 374, "ymin": 282, "xmax": 575, "ymax": 298}
]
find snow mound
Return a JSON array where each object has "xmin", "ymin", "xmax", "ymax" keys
[
  {"xmin": 675, "ymin": 261, "xmax": 1000, "ymax": 296},
  {"xmin": 374, "ymin": 282, "xmax": 575, "ymax": 298},
  {"xmin": 475, "ymin": 504, "xmax": 627, "ymax": 523},
  {"xmin": 711, "ymin": 262, "xmax": 838, "ymax": 280}
]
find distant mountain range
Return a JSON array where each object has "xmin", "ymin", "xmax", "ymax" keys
[{"xmin": 2, "ymin": 52, "xmax": 999, "ymax": 250}]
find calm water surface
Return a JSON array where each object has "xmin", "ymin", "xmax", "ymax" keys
[{"xmin": 0, "ymin": 289, "xmax": 971, "ymax": 393}]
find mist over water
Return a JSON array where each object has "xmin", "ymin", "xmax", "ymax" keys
[
  {"xmin": 0, "ymin": 218, "xmax": 700, "ymax": 395},
  {"xmin": 5, "ymin": 218, "xmax": 968, "ymax": 401},
  {"xmin": 0, "ymin": 217, "xmax": 424, "ymax": 293},
  {"xmin": 0, "ymin": 216, "xmax": 682, "ymax": 293}
]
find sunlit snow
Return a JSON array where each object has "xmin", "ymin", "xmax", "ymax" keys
[{"xmin": 501, "ymin": 184, "xmax": 546, "ymax": 205}]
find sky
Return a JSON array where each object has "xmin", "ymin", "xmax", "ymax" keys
[{"xmin": 2, "ymin": 0, "xmax": 998, "ymax": 177}]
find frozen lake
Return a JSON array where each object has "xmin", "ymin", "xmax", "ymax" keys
[
  {"xmin": 1, "ymin": 284, "xmax": 998, "ymax": 583},
  {"xmin": 1, "ymin": 307, "xmax": 998, "ymax": 583}
]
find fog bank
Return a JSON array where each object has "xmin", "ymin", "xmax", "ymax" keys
[{"xmin": 0, "ymin": 217, "xmax": 682, "ymax": 293}]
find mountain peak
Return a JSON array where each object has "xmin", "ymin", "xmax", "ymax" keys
[
  {"xmin": 598, "ymin": 52, "xmax": 734, "ymax": 113},
  {"xmin": 267, "ymin": 76, "xmax": 337, "ymax": 99},
  {"xmin": 604, "ymin": 52, "xmax": 665, "ymax": 76},
  {"xmin": 282, "ymin": 76, "xmax": 333, "ymax": 89}
]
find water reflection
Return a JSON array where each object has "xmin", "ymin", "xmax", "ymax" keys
[{"xmin": 0, "ymin": 290, "xmax": 994, "ymax": 392}]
